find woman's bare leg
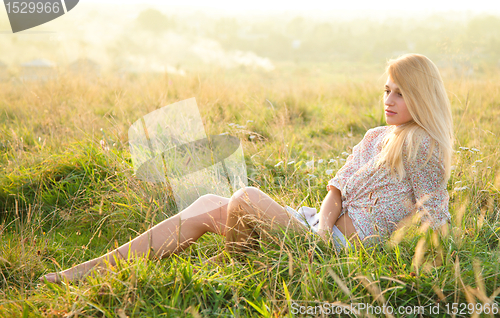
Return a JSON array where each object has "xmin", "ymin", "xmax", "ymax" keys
[
  {"xmin": 42, "ymin": 194, "xmax": 230, "ymax": 283},
  {"xmin": 42, "ymin": 186, "xmax": 305, "ymax": 283},
  {"xmin": 224, "ymin": 186, "xmax": 304, "ymax": 255}
]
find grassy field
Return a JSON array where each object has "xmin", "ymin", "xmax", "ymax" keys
[{"xmin": 1, "ymin": 63, "xmax": 500, "ymax": 317}]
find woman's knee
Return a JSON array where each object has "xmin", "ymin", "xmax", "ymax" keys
[
  {"xmin": 178, "ymin": 194, "xmax": 228, "ymax": 220},
  {"xmin": 227, "ymin": 186, "xmax": 263, "ymax": 217},
  {"xmin": 230, "ymin": 186, "xmax": 260, "ymax": 203}
]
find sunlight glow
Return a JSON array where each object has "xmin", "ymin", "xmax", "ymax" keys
[{"xmin": 86, "ymin": 0, "xmax": 500, "ymax": 14}]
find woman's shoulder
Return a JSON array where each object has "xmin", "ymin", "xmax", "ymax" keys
[
  {"xmin": 356, "ymin": 126, "xmax": 393, "ymax": 149},
  {"xmin": 367, "ymin": 125, "xmax": 393, "ymax": 134},
  {"xmin": 364, "ymin": 125, "xmax": 393, "ymax": 140}
]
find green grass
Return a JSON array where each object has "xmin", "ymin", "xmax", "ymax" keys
[{"xmin": 1, "ymin": 65, "xmax": 500, "ymax": 317}]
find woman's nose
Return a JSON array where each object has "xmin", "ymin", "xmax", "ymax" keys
[{"xmin": 384, "ymin": 95, "xmax": 394, "ymax": 105}]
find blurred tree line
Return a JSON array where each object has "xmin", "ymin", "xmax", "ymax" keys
[
  {"xmin": 164, "ymin": 12, "xmax": 497, "ymax": 70},
  {"xmin": 2, "ymin": 8, "xmax": 498, "ymax": 75},
  {"xmin": 133, "ymin": 9, "xmax": 500, "ymax": 71},
  {"xmin": 218, "ymin": 15, "xmax": 499, "ymax": 66}
]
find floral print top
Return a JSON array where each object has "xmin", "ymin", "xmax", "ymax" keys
[{"xmin": 327, "ymin": 125, "xmax": 451, "ymax": 246}]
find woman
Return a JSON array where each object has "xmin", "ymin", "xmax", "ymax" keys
[{"xmin": 42, "ymin": 53, "xmax": 453, "ymax": 283}]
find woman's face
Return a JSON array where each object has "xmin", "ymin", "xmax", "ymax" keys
[{"xmin": 384, "ymin": 76, "xmax": 413, "ymax": 126}]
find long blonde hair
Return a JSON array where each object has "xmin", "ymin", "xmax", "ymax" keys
[{"xmin": 374, "ymin": 54, "xmax": 454, "ymax": 187}]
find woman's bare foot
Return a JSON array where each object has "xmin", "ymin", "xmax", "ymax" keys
[
  {"xmin": 40, "ymin": 258, "xmax": 107, "ymax": 283},
  {"xmin": 40, "ymin": 272, "xmax": 69, "ymax": 284}
]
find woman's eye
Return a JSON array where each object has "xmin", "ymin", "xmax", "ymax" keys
[{"xmin": 384, "ymin": 90, "xmax": 403, "ymax": 97}]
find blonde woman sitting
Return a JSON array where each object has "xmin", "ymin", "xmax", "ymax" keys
[{"xmin": 42, "ymin": 53, "xmax": 453, "ymax": 283}]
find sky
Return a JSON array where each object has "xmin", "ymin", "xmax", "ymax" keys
[
  {"xmin": 84, "ymin": 0, "xmax": 500, "ymax": 15},
  {"xmin": 2, "ymin": 0, "xmax": 500, "ymax": 24}
]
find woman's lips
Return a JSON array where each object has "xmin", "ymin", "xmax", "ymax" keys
[{"xmin": 385, "ymin": 110, "xmax": 397, "ymax": 116}]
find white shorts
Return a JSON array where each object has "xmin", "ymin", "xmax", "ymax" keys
[{"xmin": 285, "ymin": 205, "xmax": 352, "ymax": 250}]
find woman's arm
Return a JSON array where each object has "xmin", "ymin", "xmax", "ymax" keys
[{"xmin": 317, "ymin": 185, "xmax": 343, "ymax": 240}]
